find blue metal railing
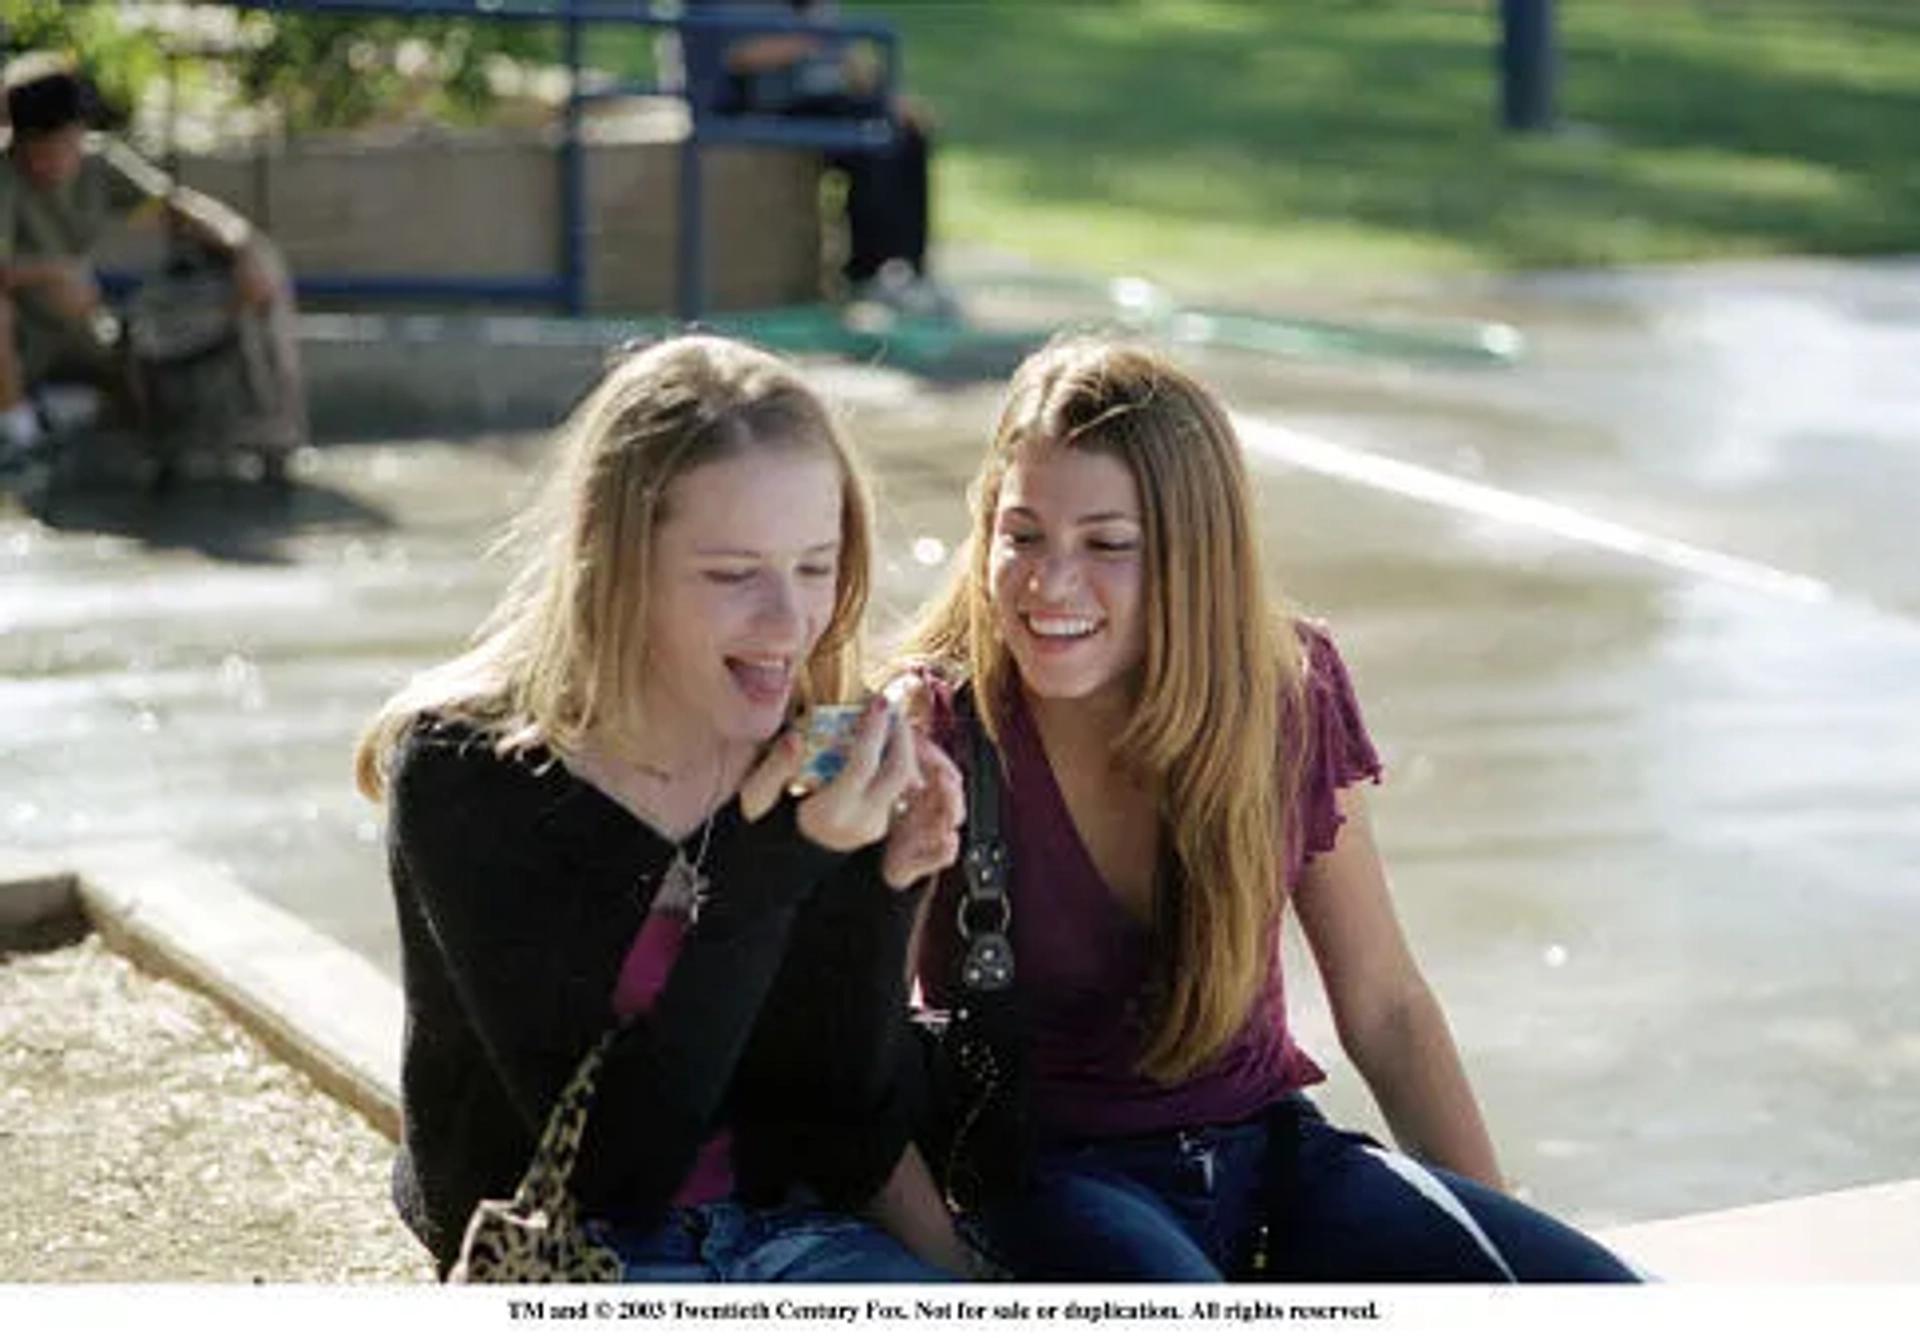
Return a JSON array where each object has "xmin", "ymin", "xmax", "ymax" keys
[
  {"xmin": 154, "ymin": 1, "xmax": 899, "ymax": 318},
  {"xmin": 1498, "ymin": 0, "xmax": 1559, "ymax": 132}
]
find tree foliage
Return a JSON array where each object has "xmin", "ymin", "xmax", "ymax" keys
[
  {"xmin": 1, "ymin": 0, "xmax": 166, "ymax": 129},
  {"xmin": 2, "ymin": 1, "xmax": 565, "ymax": 135},
  {"xmin": 235, "ymin": 11, "xmax": 557, "ymax": 133}
]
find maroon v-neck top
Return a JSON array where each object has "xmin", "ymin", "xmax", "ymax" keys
[{"xmin": 915, "ymin": 621, "xmax": 1383, "ymax": 1142}]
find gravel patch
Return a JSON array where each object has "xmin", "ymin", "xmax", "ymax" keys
[{"xmin": 0, "ymin": 935, "xmax": 434, "ymax": 1283}]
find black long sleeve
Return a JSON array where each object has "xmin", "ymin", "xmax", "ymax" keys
[
  {"xmin": 733, "ymin": 850, "xmax": 931, "ymax": 1204},
  {"xmin": 568, "ymin": 800, "xmax": 846, "ymax": 1212},
  {"xmin": 384, "ymin": 719, "xmax": 848, "ymax": 1267}
]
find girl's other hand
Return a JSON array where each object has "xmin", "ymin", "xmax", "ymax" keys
[
  {"xmin": 882, "ymin": 672, "xmax": 933, "ymax": 738},
  {"xmin": 881, "ymin": 731, "xmax": 963, "ymax": 892}
]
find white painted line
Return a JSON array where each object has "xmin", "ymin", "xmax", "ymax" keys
[{"xmin": 1232, "ymin": 412, "xmax": 1839, "ymax": 606}]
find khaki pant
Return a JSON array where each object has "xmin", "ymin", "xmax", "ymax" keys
[
  {"xmin": 124, "ymin": 236, "xmax": 309, "ymax": 459},
  {"xmin": 17, "ymin": 305, "xmax": 126, "ymax": 392}
]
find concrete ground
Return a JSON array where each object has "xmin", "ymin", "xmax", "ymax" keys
[{"xmin": 3, "ymin": 258, "xmax": 1918, "ymax": 1277}]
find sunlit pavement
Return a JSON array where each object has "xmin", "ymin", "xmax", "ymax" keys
[{"xmin": 4, "ymin": 258, "xmax": 1917, "ymax": 1234}]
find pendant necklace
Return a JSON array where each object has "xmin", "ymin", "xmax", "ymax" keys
[
  {"xmin": 654, "ymin": 810, "xmax": 717, "ymax": 923},
  {"xmin": 648, "ymin": 757, "xmax": 724, "ymax": 925}
]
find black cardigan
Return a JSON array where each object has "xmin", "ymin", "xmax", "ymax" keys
[{"xmin": 383, "ymin": 717, "xmax": 927, "ymax": 1272}]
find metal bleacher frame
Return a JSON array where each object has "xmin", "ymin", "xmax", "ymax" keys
[{"xmin": 195, "ymin": 0, "xmax": 901, "ymax": 319}]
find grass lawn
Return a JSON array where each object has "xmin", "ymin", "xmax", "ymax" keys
[{"xmin": 828, "ymin": 0, "xmax": 1920, "ymax": 292}]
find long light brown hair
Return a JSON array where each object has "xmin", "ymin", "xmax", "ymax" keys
[
  {"xmin": 354, "ymin": 334, "xmax": 873, "ymax": 800},
  {"xmin": 893, "ymin": 334, "xmax": 1308, "ymax": 1083}
]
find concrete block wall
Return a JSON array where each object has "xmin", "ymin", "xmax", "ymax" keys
[{"xmin": 93, "ymin": 117, "xmax": 825, "ymax": 315}]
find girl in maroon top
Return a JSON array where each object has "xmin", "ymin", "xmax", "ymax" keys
[{"xmin": 890, "ymin": 335, "xmax": 1641, "ymax": 1282}]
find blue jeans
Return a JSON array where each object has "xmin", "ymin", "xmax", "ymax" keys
[
  {"xmin": 588, "ymin": 1203, "xmax": 955, "ymax": 1283},
  {"xmin": 975, "ymin": 1096, "xmax": 1645, "ymax": 1283}
]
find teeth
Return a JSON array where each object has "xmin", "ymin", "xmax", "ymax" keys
[
  {"xmin": 730, "ymin": 657, "xmax": 792, "ymax": 696},
  {"xmin": 1027, "ymin": 615, "xmax": 1098, "ymax": 638}
]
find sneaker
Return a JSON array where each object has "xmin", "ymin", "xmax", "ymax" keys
[
  {"xmin": 34, "ymin": 384, "xmax": 103, "ymax": 435},
  {"xmin": 847, "ymin": 266, "xmax": 962, "ymax": 323},
  {"xmin": 897, "ymin": 276, "xmax": 961, "ymax": 323},
  {"xmin": 842, "ymin": 283, "xmax": 901, "ymax": 336},
  {"xmin": 0, "ymin": 400, "xmax": 43, "ymax": 449},
  {"xmin": 0, "ymin": 408, "xmax": 46, "ymax": 471}
]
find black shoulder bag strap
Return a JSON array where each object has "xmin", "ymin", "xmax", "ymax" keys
[
  {"xmin": 956, "ymin": 696, "xmax": 1013, "ymax": 992},
  {"xmin": 928, "ymin": 687, "xmax": 1033, "ymax": 1210}
]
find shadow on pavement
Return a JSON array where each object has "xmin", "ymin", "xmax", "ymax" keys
[{"xmin": 20, "ymin": 469, "xmax": 395, "ymax": 567}]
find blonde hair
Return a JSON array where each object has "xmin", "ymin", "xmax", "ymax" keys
[
  {"xmin": 892, "ymin": 334, "xmax": 1308, "ymax": 1084},
  {"xmin": 354, "ymin": 334, "xmax": 872, "ymax": 800}
]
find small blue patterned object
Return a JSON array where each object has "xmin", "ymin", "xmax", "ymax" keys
[{"xmin": 790, "ymin": 704, "xmax": 866, "ymax": 794}]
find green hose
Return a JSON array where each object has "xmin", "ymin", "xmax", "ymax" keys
[
  {"xmin": 602, "ymin": 271, "xmax": 1525, "ymax": 375},
  {"xmin": 964, "ymin": 270, "xmax": 1526, "ymax": 368}
]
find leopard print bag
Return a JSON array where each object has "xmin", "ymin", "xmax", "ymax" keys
[{"xmin": 448, "ymin": 1030, "xmax": 625, "ymax": 1284}]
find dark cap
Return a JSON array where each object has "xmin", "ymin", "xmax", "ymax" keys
[{"xmin": 5, "ymin": 52, "xmax": 93, "ymax": 136}]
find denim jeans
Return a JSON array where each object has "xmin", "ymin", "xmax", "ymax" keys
[
  {"xmin": 975, "ymin": 1095, "xmax": 1645, "ymax": 1283},
  {"xmin": 588, "ymin": 1203, "xmax": 955, "ymax": 1283}
]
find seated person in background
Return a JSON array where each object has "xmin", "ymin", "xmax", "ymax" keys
[
  {"xmin": 673, "ymin": 1, "xmax": 949, "ymax": 314},
  {"xmin": 0, "ymin": 52, "xmax": 305, "ymax": 479}
]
